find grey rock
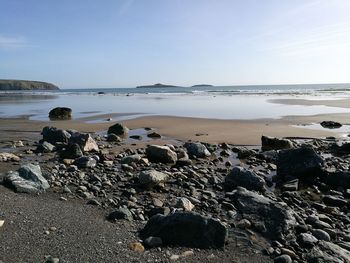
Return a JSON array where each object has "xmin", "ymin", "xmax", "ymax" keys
[
  {"xmin": 4, "ymin": 164, "xmax": 49, "ymax": 193},
  {"xmin": 231, "ymin": 187, "xmax": 296, "ymax": 240},
  {"xmin": 107, "ymin": 207, "xmax": 133, "ymax": 221},
  {"xmin": 312, "ymin": 229, "xmax": 331, "ymax": 241},
  {"xmin": 146, "ymin": 145, "xmax": 177, "ymax": 164},
  {"xmin": 42, "ymin": 126, "xmax": 71, "ymax": 144},
  {"xmin": 261, "ymin": 136, "xmax": 293, "ymax": 151},
  {"xmin": 225, "ymin": 166, "xmax": 266, "ymax": 192},
  {"xmin": 121, "ymin": 154, "xmax": 141, "ymax": 165},
  {"xmin": 184, "ymin": 142, "xmax": 211, "ymax": 158},
  {"xmin": 36, "ymin": 141, "xmax": 56, "ymax": 153},
  {"xmin": 139, "ymin": 170, "xmax": 168, "ymax": 189},
  {"xmin": 106, "ymin": 133, "xmax": 122, "ymax": 142},
  {"xmin": 281, "ymin": 179, "xmax": 299, "ymax": 191},
  {"xmin": 322, "ymin": 195, "xmax": 348, "ymax": 207},
  {"xmin": 107, "ymin": 123, "xmax": 129, "ymax": 137},
  {"xmin": 277, "ymin": 147, "xmax": 323, "ymax": 179},
  {"xmin": 307, "ymin": 241, "xmax": 350, "ymax": 263},
  {"xmin": 140, "ymin": 212, "xmax": 227, "ymax": 249},
  {"xmin": 175, "ymin": 197, "xmax": 195, "ymax": 211}
]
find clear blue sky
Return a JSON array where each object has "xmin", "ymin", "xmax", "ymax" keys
[{"xmin": 1, "ymin": 0, "xmax": 350, "ymax": 88}]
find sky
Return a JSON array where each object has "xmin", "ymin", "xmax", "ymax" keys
[{"xmin": 1, "ymin": 0, "xmax": 350, "ymax": 88}]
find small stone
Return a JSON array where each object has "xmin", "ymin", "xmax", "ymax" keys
[
  {"xmin": 274, "ymin": 255, "xmax": 292, "ymax": 263},
  {"xmin": 175, "ymin": 197, "xmax": 195, "ymax": 211},
  {"xmin": 128, "ymin": 242, "xmax": 144, "ymax": 252},
  {"xmin": 311, "ymin": 229, "xmax": 331, "ymax": 241},
  {"xmin": 144, "ymin": 236, "xmax": 163, "ymax": 248},
  {"xmin": 236, "ymin": 219, "xmax": 251, "ymax": 229},
  {"xmin": 107, "ymin": 208, "xmax": 133, "ymax": 221},
  {"xmin": 59, "ymin": 197, "xmax": 67, "ymax": 201},
  {"xmin": 169, "ymin": 255, "xmax": 180, "ymax": 261},
  {"xmin": 0, "ymin": 220, "xmax": 4, "ymax": 228},
  {"xmin": 181, "ymin": 250, "xmax": 194, "ymax": 257}
]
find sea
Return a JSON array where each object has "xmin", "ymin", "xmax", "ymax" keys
[{"xmin": 1, "ymin": 83, "xmax": 350, "ymax": 121}]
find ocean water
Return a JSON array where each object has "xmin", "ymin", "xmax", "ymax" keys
[{"xmin": 1, "ymin": 83, "xmax": 350, "ymax": 121}]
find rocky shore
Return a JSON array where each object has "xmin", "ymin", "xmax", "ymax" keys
[{"xmin": 1, "ymin": 123, "xmax": 350, "ymax": 262}]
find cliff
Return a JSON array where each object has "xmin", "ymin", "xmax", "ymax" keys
[{"xmin": 0, "ymin": 80, "xmax": 59, "ymax": 90}]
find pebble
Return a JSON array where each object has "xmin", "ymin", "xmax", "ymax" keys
[
  {"xmin": 128, "ymin": 242, "xmax": 145, "ymax": 252},
  {"xmin": 274, "ymin": 255, "xmax": 292, "ymax": 263}
]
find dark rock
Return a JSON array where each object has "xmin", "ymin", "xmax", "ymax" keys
[
  {"xmin": 297, "ymin": 233, "xmax": 318, "ymax": 248},
  {"xmin": 60, "ymin": 143, "xmax": 83, "ymax": 159},
  {"xmin": 49, "ymin": 107, "xmax": 72, "ymax": 120},
  {"xmin": 107, "ymin": 208, "xmax": 133, "ymax": 221},
  {"xmin": 261, "ymin": 136, "xmax": 293, "ymax": 151},
  {"xmin": 106, "ymin": 133, "xmax": 122, "ymax": 142},
  {"xmin": 36, "ymin": 141, "xmax": 56, "ymax": 153},
  {"xmin": 140, "ymin": 212, "xmax": 227, "ymax": 249},
  {"xmin": 144, "ymin": 236, "xmax": 163, "ymax": 248},
  {"xmin": 74, "ymin": 156, "xmax": 97, "ymax": 168},
  {"xmin": 4, "ymin": 164, "xmax": 50, "ymax": 193},
  {"xmin": 68, "ymin": 132, "xmax": 99, "ymax": 152},
  {"xmin": 184, "ymin": 142, "xmax": 211, "ymax": 158},
  {"xmin": 311, "ymin": 229, "xmax": 331, "ymax": 241},
  {"xmin": 321, "ymin": 170, "xmax": 350, "ymax": 189},
  {"xmin": 147, "ymin": 132, "xmax": 161, "ymax": 138},
  {"xmin": 146, "ymin": 145, "xmax": 177, "ymax": 164},
  {"xmin": 320, "ymin": 121, "xmax": 342, "ymax": 129},
  {"xmin": 42, "ymin": 126, "xmax": 71, "ymax": 145},
  {"xmin": 274, "ymin": 255, "xmax": 292, "ymax": 263},
  {"xmin": 107, "ymin": 123, "xmax": 129, "ymax": 137},
  {"xmin": 281, "ymin": 179, "xmax": 299, "ymax": 191},
  {"xmin": 224, "ymin": 166, "xmax": 266, "ymax": 192},
  {"xmin": 231, "ymin": 187, "xmax": 296, "ymax": 240},
  {"xmin": 277, "ymin": 147, "xmax": 323, "ymax": 180},
  {"xmin": 121, "ymin": 154, "xmax": 141, "ymax": 165},
  {"xmin": 130, "ymin": 135, "xmax": 142, "ymax": 140},
  {"xmin": 322, "ymin": 195, "xmax": 348, "ymax": 207}
]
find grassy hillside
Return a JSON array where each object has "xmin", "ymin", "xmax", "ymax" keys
[{"xmin": 0, "ymin": 80, "xmax": 59, "ymax": 90}]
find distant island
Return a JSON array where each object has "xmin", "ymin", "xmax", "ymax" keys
[
  {"xmin": 0, "ymin": 80, "xmax": 59, "ymax": 90},
  {"xmin": 136, "ymin": 83, "xmax": 178, "ymax": 88},
  {"xmin": 191, "ymin": 84, "xmax": 213, "ymax": 87}
]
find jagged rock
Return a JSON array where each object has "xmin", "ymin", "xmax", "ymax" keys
[
  {"xmin": 231, "ymin": 187, "xmax": 296, "ymax": 240},
  {"xmin": 175, "ymin": 197, "xmax": 195, "ymax": 211},
  {"xmin": 146, "ymin": 145, "xmax": 177, "ymax": 164},
  {"xmin": 0, "ymin": 152, "xmax": 20, "ymax": 162},
  {"xmin": 140, "ymin": 212, "xmax": 227, "ymax": 249},
  {"xmin": 224, "ymin": 166, "xmax": 266, "ymax": 192},
  {"xmin": 277, "ymin": 147, "xmax": 323, "ymax": 180},
  {"xmin": 69, "ymin": 132, "xmax": 99, "ymax": 152},
  {"xmin": 320, "ymin": 121, "xmax": 342, "ymax": 129},
  {"xmin": 60, "ymin": 143, "xmax": 83, "ymax": 159},
  {"xmin": 184, "ymin": 142, "xmax": 211, "ymax": 158},
  {"xmin": 42, "ymin": 126, "xmax": 71, "ymax": 144},
  {"xmin": 307, "ymin": 241, "xmax": 350, "ymax": 263},
  {"xmin": 36, "ymin": 141, "xmax": 56, "ymax": 153},
  {"xmin": 139, "ymin": 170, "xmax": 168, "ymax": 189},
  {"xmin": 107, "ymin": 123, "xmax": 129, "ymax": 137},
  {"xmin": 4, "ymin": 164, "xmax": 49, "ymax": 193},
  {"xmin": 261, "ymin": 136, "xmax": 293, "ymax": 151},
  {"xmin": 49, "ymin": 107, "xmax": 72, "ymax": 120}
]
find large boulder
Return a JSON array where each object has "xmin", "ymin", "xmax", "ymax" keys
[
  {"xmin": 231, "ymin": 187, "xmax": 296, "ymax": 240},
  {"xmin": 146, "ymin": 145, "xmax": 177, "ymax": 164},
  {"xmin": 277, "ymin": 147, "xmax": 323, "ymax": 180},
  {"xmin": 4, "ymin": 164, "xmax": 50, "ymax": 193},
  {"xmin": 107, "ymin": 123, "xmax": 129, "ymax": 137},
  {"xmin": 69, "ymin": 132, "xmax": 99, "ymax": 152},
  {"xmin": 225, "ymin": 166, "xmax": 266, "ymax": 192},
  {"xmin": 42, "ymin": 126, "xmax": 71, "ymax": 145},
  {"xmin": 49, "ymin": 107, "xmax": 72, "ymax": 120},
  {"xmin": 140, "ymin": 212, "xmax": 227, "ymax": 249},
  {"xmin": 261, "ymin": 136, "xmax": 293, "ymax": 151},
  {"xmin": 184, "ymin": 142, "xmax": 211, "ymax": 158},
  {"xmin": 139, "ymin": 170, "xmax": 168, "ymax": 189}
]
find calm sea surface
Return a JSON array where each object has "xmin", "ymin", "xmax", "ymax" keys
[{"xmin": 1, "ymin": 84, "xmax": 350, "ymax": 121}]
